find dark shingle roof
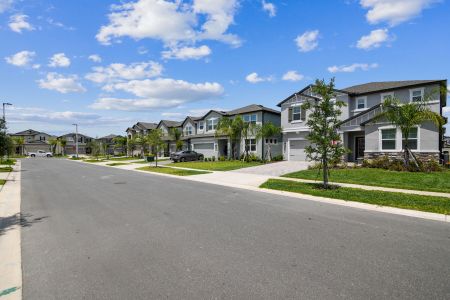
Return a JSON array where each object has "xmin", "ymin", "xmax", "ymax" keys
[
  {"xmin": 160, "ymin": 120, "xmax": 183, "ymax": 128},
  {"xmin": 13, "ymin": 129, "xmax": 42, "ymax": 136},
  {"xmin": 225, "ymin": 104, "xmax": 280, "ymax": 116},
  {"xmin": 137, "ymin": 122, "xmax": 158, "ymax": 130},
  {"xmin": 98, "ymin": 134, "xmax": 119, "ymax": 139},
  {"xmin": 342, "ymin": 80, "xmax": 444, "ymax": 95}
]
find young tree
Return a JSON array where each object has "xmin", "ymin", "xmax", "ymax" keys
[
  {"xmin": 302, "ymin": 78, "xmax": 348, "ymax": 189},
  {"xmin": 87, "ymin": 140, "xmax": 102, "ymax": 160},
  {"xmin": 254, "ymin": 122, "xmax": 282, "ymax": 161},
  {"xmin": 147, "ymin": 129, "xmax": 166, "ymax": 167},
  {"xmin": 170, "ymin": 128, "xmax": 183, "ymax": 151},
  {"xmin": 241, "ymin": 120, "xmax": 258, "ymax": 162},
  {"xmin": 0, "ymin": 120, "xmax": 13, "ymax": 161},
  {"xmin": 372, "ymin": 91, "xmax": 444, "ymax": 169},
  {"xmin": 12, "ymin": 136, "xmax": 25, "ymax": 156},
  {"xmin": 49, "ymin": 138, "xmax": 58, "ymax": 155},
  {"xmin": 134, "ymin": 136, "xmax": 148, "ymax": 158},
  {"xmin": 215, "ymin": 116, "xmax": 244, "ymax": 159},
  {"xmin": 127, "ymin": 137, "xmax": 136, "ymax": 157},
  {"xmin": 113, "ymin": 136, "xmax": 127, "ymax": 156},
  {"xmin": 59, "ymin": 138, "xmax": 67, "ymax": 156}
]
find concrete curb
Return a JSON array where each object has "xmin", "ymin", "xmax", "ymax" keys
[
  {"xmin": 69, "ymin": 159, "xmax": 450, "ymax": 223},
  {"xmin": 0, "ymin": 161, "xmax": 22, "ymax": 299}
]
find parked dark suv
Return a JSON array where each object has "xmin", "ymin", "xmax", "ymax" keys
[{"xmin": 170, "ymin": 150, "xmax": 204, "ymax": 162}]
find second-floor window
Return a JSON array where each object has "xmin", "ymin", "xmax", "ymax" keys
[
  {"xmin": 243, "ymin": 114, "xmax": 257, "ymax": 124},
  {"xmin": 292, "ymin": 106, "xmax": 301, "ymax": 121},
  {"xmin": 185, "ymin": 125, "xmax": 193, "ymax": 136},
  {"xmin": 198, "ymin": 121, "xmax": 204, "ymax": 131},
  {"xmin": 356, "ymin": 97, "xmax": 367, "ymax": 110},
  {"xmin": 207, "ymin": 118, "xmax": 217, "ymax": 131},
  {"xmin": 410, "ymin": 88, "xmax": 424, "ymax": 102}
]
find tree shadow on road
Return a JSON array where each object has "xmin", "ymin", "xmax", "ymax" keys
[{"xmin": 0, "ymin": 213, "xmax": 48, "ymax": 236}]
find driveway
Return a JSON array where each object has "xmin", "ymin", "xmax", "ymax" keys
[
  {"xmin": 231, "ymin": 160, "xmax": 311, "ymax": 176},
  {"xmin": 20, "ymin": 159, "xmax": 450, "ymax": 299}
]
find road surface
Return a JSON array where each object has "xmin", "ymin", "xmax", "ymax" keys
[{"xmin": 21, "ymin": 159, "xmax": 450, "ymax": 299}]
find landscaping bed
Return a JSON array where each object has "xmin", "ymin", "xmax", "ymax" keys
[
  {"xmin": 260, "ymin": 179, "xmax": 450, "ymax": 215},
  {"xmin": 109, "ymin": 156, "xmax": 143, "ymax": 161},
  {"xmin": 167, "ymin": 160, "xmax": 262, "ymax": 171},
  {"xmin": 0, "ymin": 179, "xmax": 5, "ymax": 185},
  {"xmin": 106, "ymin": 162, "xmax": 130, "ymax": 166},
  {"xmin": 283, "ymin": 168, "xmax": 450, "ymax": 193},
  {"xmin": 137, "ymin": 166, "xmax": 210, "ymax": 176},
  {"xmin": 84, "ymin": 159, "xmax": 107, "ymax": 163}
]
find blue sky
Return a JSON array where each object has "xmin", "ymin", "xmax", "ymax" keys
[{"xmin": 0, "ymin": 0, "xmax": 449, "ymax": 137}]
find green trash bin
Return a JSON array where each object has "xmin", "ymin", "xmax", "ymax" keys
[{"xmin": 146, "ymin": 156, "xmax": 155, "ymax": 162}]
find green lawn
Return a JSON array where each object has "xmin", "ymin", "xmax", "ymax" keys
[
  {"xmin": 260, "ymin": 179, "xmax": 450, "ymax": 215},
  {"xmin": 84, "ymin": 159, "xmax": 107, "ymax": 163},
  {"xmin": 0, "ymin": 167, "xmax": 13, "ymax": 172},
  {"xmin": 283, "ymin": 168, "xmax": 450, "ymax": 193},
  {"xmin": 108, "ymin": 156, "xmax": 142, "ymax": 161},
  {"xmin": 137, "ymin": 166, "xmax": 210, "ymax": 176},
  {"xmin": 0, "ymin": 179, "xmax": 5, "ymax": 185},
  {"xmin": 0, "ymin": 159, "xmax": 16, "ymax": 165},
  {"xmin": 167, "ymin": 160, "xmax": 262, "ymax": 171},
  {"xmin": 107, "ymin": 162, "xmax": 130, "ymax": 166}
]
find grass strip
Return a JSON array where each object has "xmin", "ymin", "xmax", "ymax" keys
[
  {"xmin": 167, "ymin": 160, "xmax": 262, "ymax": 171},
  {"xmin": 0, "ymin": 167, "xmax": 13, "ymax": 172},
  {"xmin": 283, "ymin": 168, "xmax": 450, "ymax": 193},
  {"xmin": 106, "ymin": 162, "xmax": 130, "ymax": 166},
  {"xmin": 260, "ymin": 179, "xmax": 450, "ymax": 215},
  {"xmin": 137, "ymin": 166, "xmax": 210, "ymax": 176},
  {"xmin": 0, "ymin": 179, "xmax": 5, "ymax": 185}
]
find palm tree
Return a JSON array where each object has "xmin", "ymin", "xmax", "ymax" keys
[
  {"xmin": 215, "ymin": 116, "xmax": 244, "ymax": 159},
  {"xmin": 59, "ymin": 138, "xmax": 67, "ymax": 156},
  {"xmin": 241, "ymin": 121, "xmax": 258, "ymax": 162},
  {"xmin": 12, "ymin": 136, "xmax": 25, "ymax": 156},
  {"xmin": 373, "ymin": 93, "xmax": 444, "ymax": 168},
  {"xmin": 147, "ymin": 129, "xmax": 166, "ymax": 167},
  {"xmin": 254, "ymin": 122, "xmax": 282, "ymax": 161},
  {"xmin": 127, "ymin": 137, "xmax": 136, "ymax": 157},
  {"xmin": 169, "ymin": 128, "xmax": 183, "ymax": 151},
  {"xmin": 134, "ymin": 136, "xmax": 148, "ymax": 158},
  {"xmin": 49, "ymin": 138, "xmax": 58, "ymax": 155}
]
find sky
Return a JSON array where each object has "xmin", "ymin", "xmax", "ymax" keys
[{"xmin": 0, "ymin": 0, "xmax": 449, "ymax": 137}]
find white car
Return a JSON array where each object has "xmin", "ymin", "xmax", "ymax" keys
[{"xmin": 29, "ymin": 150, "xmax": 53, "ymax": 158}]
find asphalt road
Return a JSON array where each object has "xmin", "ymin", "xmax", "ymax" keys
[{"xmin": 21, "ymin": 159, "xmax": 450, "ymax": 299}]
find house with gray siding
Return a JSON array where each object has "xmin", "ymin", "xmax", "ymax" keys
[
  {"xmin": 126, "ymin": 122, "xmax": 158, "ymax": 155},
  {"xmin": 59, "ymin": 133, "xmax": 94, "ymax": 155},
  {"xmin": 178, "ymin": 104, "xmax": 282, "ymax": 159},
  {"xmin": 278, "ymin": 80, "xmax": 447, "ymax": 162},
  {"xmin": 10, "ymin": 129, "xmax": 55, "ymax": 154}
]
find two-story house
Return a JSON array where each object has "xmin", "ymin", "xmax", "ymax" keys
[
  {"xmin": 278, "ymin": 80, "xmax": 447, "ymax": 162},
  {"xmin": 97, "ymin": 134, "xmax": 124, "ymax": 155},
  {"xmin": 179, "ymin": 104, "xmax": 282, "ymax": 159},
  {"xmin": 126, "ymin": 122, "xmax": 158, "ymax": 155},
  {"xmin": 59, "ymin": 133, "xmax": 94, "ymax": 155},
  {"xmin": 156, "ymin": 120, "xmax": 184, "ymax": 156},
  {"xmin": 10, "ymin": 129, "xmax": 55, "ymax": 154}
]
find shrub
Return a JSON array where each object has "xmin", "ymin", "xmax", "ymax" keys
[
  {"xmin": 419, "ymin": 160, "xmax": 442, "ymax": 172},
  {"xmin": 272, "ymin": 154, "xmax": 283, "ymax": 161},
  {"xmin": 212, "ymin": 156, "xmax": 216, "ymax": 162},
  {"xmin": 219, "ymin": 156, "xmax": 226, "ymax": 161}
]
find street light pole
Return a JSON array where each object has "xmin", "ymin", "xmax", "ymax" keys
[
  {"xmin": 2, "ymin": 102, "xmax": 12, "ymax": 122},
  {"xmin": 72, "ymin": 123, "xmax": 79, "ymax": 158}
]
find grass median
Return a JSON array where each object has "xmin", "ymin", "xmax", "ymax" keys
[
  {"xmin": 260, "ymin": 179, "xmax": 450, "ymax": 215},
  {"xmin": 167, "ymin": 160, "xmax": 262, "ymax": 171},
  {"xmin": 137, "ymin": 166, "xmax": 210, "ymax": 176},
  {"xmin": 106, "ymin": 162, "xmax": 131, "ymax": 166},
  {"xmin": 283, "ymin": 168, "xmax": 450, "ymax": 193},
  {"xmin": 0, "ymin": 167, "xmax": 13, "ymax": 172}
]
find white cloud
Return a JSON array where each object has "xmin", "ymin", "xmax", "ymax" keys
[
  {"xmin": 245, "ymin": 72, "xmax": 272, "ymax": 83},
  {"xmin": 96, "ymin": 0, "xmax": 240, "ymax": 47},
  {"xmin": 161, "ymin": 45, "xmax": 211, "ymax": 60},
  {"xmin": 48, "ymin": 53, "xmax": 71, "ymax": 68},
  {"xmin": 0, "ymin": 0, "xmax": 14, "ymax": 13},
  {"xmin": 360, "ymin": 0, "xmax": 439, "ymax": 26},
  {"xmin": 357, "ymin": 28, "xmax": 393, "ymax": 50},
  {"xmin": 91, "ymin": 78, "xmax": 223, "ymax": 111},
  {"xmin": 9, "ymin": 14, "xmax": 34, "ymax": 33},
  {"xmin": 46, "ymin": 18, "xmax": 75, "ymax": 31},
  {"xmin": 37, "ymin": 73, "xmax": 86, "ymax": 93},
  {"xmin": 262, "ymin": 0, "xmax": 276, "ymax": 17},
  {"xmin": 88, "ymin": 54, "xmax": 102, "ymax": 63},
  {"xmin": 282, "ymin": 70, "xmax": 304, "ymax": 82},
  {"xmin": 5, "ymin": 50, "xmax": 35, "ymax": 67},
  {"xmin": 328, "ymin": 63, "xmax": 379, "ymax": 73},
  {"xmin": 295, "ymin": 30, "xmax": 319, "ymax": 52},
  {"xmin": 85, "ymin": 61, "xmax": 163, "ymax": 83}
]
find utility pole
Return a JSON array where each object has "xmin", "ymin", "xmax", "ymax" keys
[
  {"xmin": 72, "ymin": 123, "xmax": 79, "ymax": 158},
  {"xmin": 2, "ymin": 102, "xmax": 12, "ymax": 124}
]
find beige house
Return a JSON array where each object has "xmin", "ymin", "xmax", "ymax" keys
[{"xmin": 10, "ymin": 129, "xmax": 55, "ymax": 155}]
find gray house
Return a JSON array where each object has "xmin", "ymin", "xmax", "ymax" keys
[
  {"xmin": 59, "ymin": 133, "xmax": 94, "ymax": 155},
  {"xmin": 126, "ymin": 122, "xmax": 158, "ymax": 156},
  {"xmin": 278, "ymin": 80, "xmax": 447, "ymax": 162},
  {"xmin": 178, "ymin": 104, "xmax": 282, "ymax": 159},
  {"xmin": 10, "ymin": 129, "xmax": 55, "ymax": 154}
]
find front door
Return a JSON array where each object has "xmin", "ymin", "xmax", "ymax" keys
[{"xmin": 355, "ymin": 137, "xmax": 365, "ymax": 161}]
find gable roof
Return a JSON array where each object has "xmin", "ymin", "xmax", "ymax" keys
[
  {"xmin": 98, "ymin": 134, "xmax": 119, "ymax": 139},
  {"xmin": 158, "ymin": 120, "xmax": 183, "ymax": 128},
  {"xmin": 13, "ymin": 129, "xmax": 43, "ymax": 136},
  {"xmin": 342, "ymin": 80, "xmax": 445, "ymax": 95},
  {"xmin": 59, "ymin": 132, "xmax": 93, "ymax": 139},
  {"xmin": 225, "ymin": 104, "xmax": 280, "ymax": 116},
  {"xmin": 136, "ymin": 122, "xmax": 158, "ymax": 130}
]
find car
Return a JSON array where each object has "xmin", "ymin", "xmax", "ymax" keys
[
  {"xmin": 170, "ymin": 150, "xmax": 203, "ymax": 162},
  {"xmin": 29, "ymin": 150, "xmax": 53, "ymax": 158}
]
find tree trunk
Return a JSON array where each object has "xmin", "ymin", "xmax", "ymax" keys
[
  {"xmin": 267, "ymin": 144, "xmax": 272, "ymax": 162},
  {"xmin": 322, "ymin": 157, "xmax": 329, "ymax": 189}
]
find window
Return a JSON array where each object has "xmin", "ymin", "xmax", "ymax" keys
[
  {"xmin": 243, "ymin": 114, "xmax": 257, "ymax": 124},
  {"xmin": 402, "ymin": 127, "xmax": 418, "ymax": 150},
  {"xmin": 245, "ymin": 139, "xmax": 257, "ymax": 152},
  {"xmin": 198, "ymin": 121, "xmax": 204, "ymax": 131},
  {"xmin": 292, "ymin": 106, "xmax": 301, "ymax": 121},
  {"xmin": 356, "ymin": 97, "xmax": 367, "ymax": 110},
  {"xmin": 185, "ymin": 125, "xmax": 193, "ymax": 136},
  {"xmin": 381, "ymin": 92, "xmax": 394, "ymax": 101},
  {"xmin": 410, "ymin": 88, "xmax": 424, "ymax": 102},
  {"xmin": 265, "ymin": 138, "xmax": 278, "ymax": 144},
  {"xmin": 381, "ymin": 129, "xmax": 396, "ymax": 150},
  {"xmin": 207, "ymin": 118, "xmax": 217, "ymax": 131}
]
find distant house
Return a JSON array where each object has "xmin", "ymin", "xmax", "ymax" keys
[
  {"xmin": 443, "ymin": 136, "xmax": 450, "ymax": 157},
  {"xmin": 10, "ymin": 129, "xmax": 55, "ymax": 154},
  {"xmin": 97, "ymin": 134, "xmax": 124, "ymax": 155},
  {"xmin": 59, "ymin": 133, "xmax": 94, "ymax": 155},
  {"xmin": 126, "ymin": 122, "xmax": 158, "ymax": 156},
  {"xmin": 278, "ymin": 80, "xmax": 447, "ymax": 162},
  {"xmin": 156, "ymin": 120, "xmax": 184, "ymax": 156}
]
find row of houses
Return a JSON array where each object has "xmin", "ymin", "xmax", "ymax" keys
[
  {"xmin": 9, "ymin": 130, "xmax": 123, "ymax": 156},
  {"xmin": 127, "ymin": 80, "xmax": 448, "ymax": 162}
]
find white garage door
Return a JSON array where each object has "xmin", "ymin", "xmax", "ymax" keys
[
  {"xmin": 193, "ymin": 143, "xmax": 215, "ymax": 158},
  {"xmin": 289, "ymin": 140, "xmax": 309, "ymax": 161}
]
